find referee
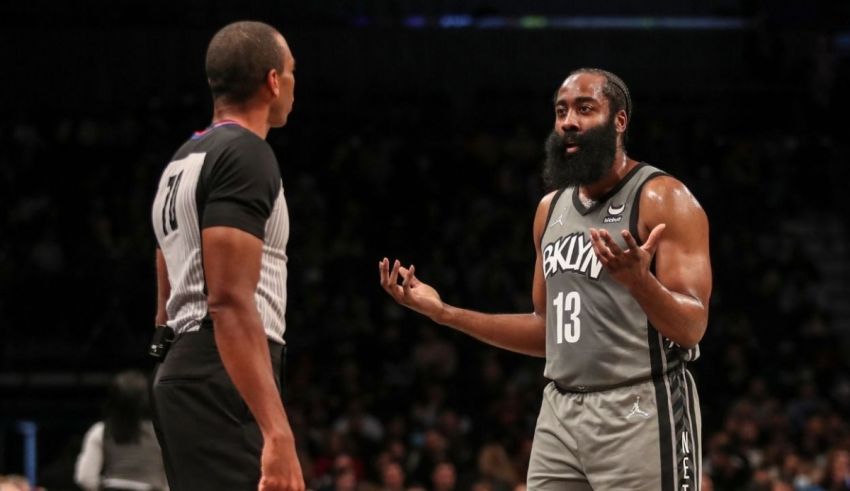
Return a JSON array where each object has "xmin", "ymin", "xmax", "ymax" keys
[{"xmin": 150, "ymin": 21, "xmax": 303, "ymax": 491}]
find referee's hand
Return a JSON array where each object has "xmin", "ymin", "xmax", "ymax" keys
[{"xmin": 259, "ymin": 436, "xmax": 305, "ymax": 491}]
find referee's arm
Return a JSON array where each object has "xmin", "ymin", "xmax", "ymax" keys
[
  {"xmin": 155, "ymin": 248, "xmax": 170, "ymax": 326},
  {"xmin": 202, "ymin": 226, "xmax": 303, "ymax": 488}
]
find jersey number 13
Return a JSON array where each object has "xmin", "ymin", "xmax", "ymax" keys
[{"xmin": 553, "ymin": 291, "xmax": 581, "ymax": 343}]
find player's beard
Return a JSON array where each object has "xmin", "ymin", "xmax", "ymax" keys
[{"xmin": 542, "ymin": 117, "xmax": 619, "ymax": 190}]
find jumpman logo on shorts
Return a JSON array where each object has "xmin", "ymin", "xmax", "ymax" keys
[{"xmin": 626, "ymin": 396, "xmax": 650, "ymax": 420}]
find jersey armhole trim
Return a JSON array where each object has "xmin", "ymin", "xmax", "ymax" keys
[
  {"xmin": 540, "ymin": 187, "xmax": 567, "ymax": 249},
  {"xmin": 628, "ymin": 171, "xmax": 668, "ymax": 246}
]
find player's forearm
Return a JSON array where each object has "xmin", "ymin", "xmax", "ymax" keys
[
  {"xmin": 628, "ymin": 273, "xmax": 707, "ymax": 348},
  {"xmin": 209, "ymin": 302, "xmax": 294, "ymax": 442},
  {"xmin": 433, "ymin": 306, "xmax": 546, "ymax": 357}
]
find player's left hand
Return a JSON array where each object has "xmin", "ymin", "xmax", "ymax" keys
[
  {"xmin": 379, "ymin": 258, "xmax": 445, "ymax": 320},
  {"xmin": 589, "ymin": 224, "xmax": 666, "ymax": 289}
]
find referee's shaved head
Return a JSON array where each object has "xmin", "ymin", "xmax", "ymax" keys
[{"xmin": 206, "ymin": 21, "xmax": 286, "ymax": 104}]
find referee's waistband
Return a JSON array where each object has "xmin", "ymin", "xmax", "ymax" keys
[
  {"xmin": 549, "ymin": 367, "xmax": 683, "ymax": 394},
  {"xmin": 197, "ymin": 318, "xmax": 286, "ymax": 347}
]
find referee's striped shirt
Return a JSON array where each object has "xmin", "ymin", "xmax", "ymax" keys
[{"xmin": 151, "ymin": 122, "xmax": 289, "ymax": 344}]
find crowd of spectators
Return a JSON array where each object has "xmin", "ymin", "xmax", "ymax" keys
[{"xmin": 2, "ymin": 19, "xmax": 849, "ymax": 491}]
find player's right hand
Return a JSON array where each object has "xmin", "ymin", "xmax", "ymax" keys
[
  {"xmin": 379, "ymin": 258, "xmax": 444, "ymax": 320},
  {"xmin": 258, "ymin": 436, "xmax": 305, "ymax": 491}
]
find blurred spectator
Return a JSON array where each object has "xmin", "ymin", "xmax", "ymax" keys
[
  {"xmin": 74, "ymin": 370, "xmax": 168, "ymax": 491},
  {"xmin": 315, "ymin": 450, "xmax": 366, "ymax": 491},
  {"xmin": 0, "ymin": 475, "xmax": 38, "ymax": 491},
  {"xmin": 406, "ymin": 429, "xmax": 450, "ymax": 485},
  {"xmin": 334, "ymin": 399, "xmax": 385, "ymax": 454},
  {"xmin": 379, "ymin": 461, "xmax": 406, "ymax": 491},
  {"xmin": 475, "ymin": 444, "xmax": 519, "ymax": 491},
  {"xmin": 431, "ymin": 461, "xmax": 458, "ymax": 491},
  {"xmin": 821, "ymin": 449, "xmax": 850, "ymax": 491},
  {"xmin": 330, "ymin": 468, "xmax": 359, "ymax": 491},
  {"xmin": 412, "ymin": 326, "xmax": 458, "ymax": 380}
]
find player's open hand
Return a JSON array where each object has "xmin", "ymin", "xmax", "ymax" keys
[
  {"xmin": 589, "ymin": 224, "xmax": 666, "ymax": 289},
  {"xmin": 379, "ymin": 258, "xmax": 444, "ymax": 320}
]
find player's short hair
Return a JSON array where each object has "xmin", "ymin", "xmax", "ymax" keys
[{"xmin": 205, "ymin": 21, "xmax": 284, "ymax": 104}]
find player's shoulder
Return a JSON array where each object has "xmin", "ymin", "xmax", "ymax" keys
[
  {"xmin": 641, "ymin": 173, "xmax": 702, "ymax": 211},
  {"xmin": 538, "ymin": 189, "xmax": 560, "ymax": 207},
  {"xmin": 533, "ymin": 189, "xmax": 563, "ymax": 225},
  {"xmin": 536, "ymin": 188, "xmax": 564, "ymax": 214},
  {"xmin": 639, "ymin": 171, "xmax": 707, "ymax": 228},
  {"xmin": 533, "ymin": 189, "xmax": 564, "ymax": 240}
]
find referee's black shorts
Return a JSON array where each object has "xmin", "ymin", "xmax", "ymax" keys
[{"xmin": 150, "ymin": 326, "xmax": 285, "ymax": 491}]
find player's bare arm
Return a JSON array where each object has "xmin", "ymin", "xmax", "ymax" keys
[
  {"xmin": 378, "ymin": 192, "xmax": 556, "ymax": 357},
  {"xmin": 589, "ymin": 176, "xmax": 711, "ymax": 348},
  {"xmin": 154, "ymin": 248, "xmax": 170, "ymax": 326},
  {"xmin": 203, "ymin": 226, "xmax": 305, "ymax": 491}
]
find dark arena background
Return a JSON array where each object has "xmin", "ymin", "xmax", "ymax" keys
[{"xmin": 2, "ymin": 1, "xmax": 850, "ymax": 490}]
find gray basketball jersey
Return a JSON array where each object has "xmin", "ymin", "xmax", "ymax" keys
[{"xmin": 541, "ymin": 163, "xmax": 698, "ymax": 390}]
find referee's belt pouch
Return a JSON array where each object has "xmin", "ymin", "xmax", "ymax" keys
[{"xmin": 148, "ymin": 325, "xmax": 175, "ymax": 360}]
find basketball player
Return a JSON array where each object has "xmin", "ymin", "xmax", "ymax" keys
[
  {"xmin": 150, "ymin": 21, "xmax": 304, "ymax": 491},
  {"xmin": 379, "ymin": 68, "xmax": 710, "ymax": 490}
]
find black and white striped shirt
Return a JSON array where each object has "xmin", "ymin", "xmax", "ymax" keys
[{"xmin": 151, "ymin": 122, "xmax": 289, "ymax": 344}]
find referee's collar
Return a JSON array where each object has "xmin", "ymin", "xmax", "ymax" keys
[{"xmin": 192, "ymin": 120, "xmax": 242, "ymax": 139}]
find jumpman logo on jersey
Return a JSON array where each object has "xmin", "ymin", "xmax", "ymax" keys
[
  {"xmin": 626, "ymin": 396, "xmax": 650, "ymax": 420},
  {"xmin": 549, "ymin": 213, "xmax": 564, "ymax": 228}
]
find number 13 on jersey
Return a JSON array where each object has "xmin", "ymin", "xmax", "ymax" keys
[{"xmin": 553, "ymin": 291, "xmax": 581, "ymax": 343}]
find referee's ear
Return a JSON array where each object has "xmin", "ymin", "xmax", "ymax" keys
[{"xmin": 265, "ymin": 68, "xmax": 281, "ymax": 100}]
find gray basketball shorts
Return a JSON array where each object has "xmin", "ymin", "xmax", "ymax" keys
[{"xmin": 527, "ymin": 367, "xmax": 701, "ymax": 491}]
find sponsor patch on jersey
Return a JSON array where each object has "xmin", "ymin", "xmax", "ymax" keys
[{"xmin": 603, "ymin": 202, "xmax": 625, "ymax": 223}]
